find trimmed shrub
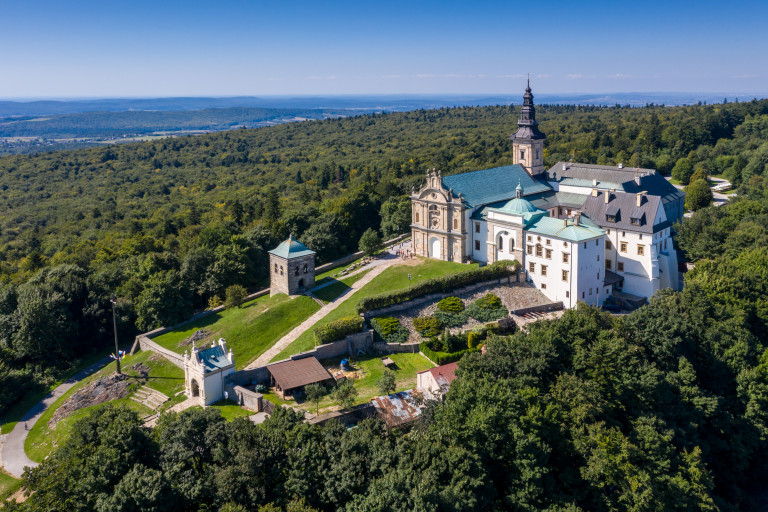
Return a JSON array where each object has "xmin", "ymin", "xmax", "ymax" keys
[
  {"xmin": 420, "ymin": 342, "xmax": 480, "ymax": 366},
  {"xmin": 413, "ymin": 316, "xmax": 443, "ymax": 337},
  {"xmin": 356, "ymin": 260, "xmax": 519, "ymax": 314},
  {"xmin": 434, "ymin": 309, "xmax": 468, "ymax": 328},
  {"xmin": 314, "ymin": 315, "xmax": 364, "ymax": 345},
  {"xmin": 466, "ymin": 293, "xmax": 508, "ymax": 322},
  {"xmin": 437, "ymin": 296, "xmax": 464, "ymax": 313},
  {"xmin": 370, "ymin": 316, "xmax": 409, "ymax": 344},
  {"xmin": 495, "ymin": 316, "xmax": 518, "ymax": 334}
]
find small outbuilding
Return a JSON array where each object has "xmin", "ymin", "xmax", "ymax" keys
[
  {"xmin": 184, "ymin": 338, "xmax": 235, "ymax": 406},
  {"xmin": 416, "ymin": 362, "xmax": 458, "ymax": 398},
  {"xmin": 269, "ymin": 234, "xmax": 316, "ymax": 296},
  {"xmin": 267, "ymin": 356, "xmax": 335, "ymax": 399}
]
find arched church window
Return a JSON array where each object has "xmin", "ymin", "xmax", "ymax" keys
[
  {"xmin": 415, "ymin": 212, "xmax": 419, "ymax": 223},
  {"xmin": 510, "ymin": 238, "xmax": 515, "ymax": 250},
  {"xmin": 303, "ymin": 264, "xmax": 308, "ymax": 273},
  {"xmin": 498, "ymin": 237, "xmax": 504, "ymax": 252},
  {"xmin": 274, "ymin": 263, "xmax": 278, "ymax": 273},
  {"xmin": 295, "ymin": 266, "xmax": 299, "ymax": 276},
  {"xmin": 280, "ymin": 266, "xmax": 284, "ymax": 275}
]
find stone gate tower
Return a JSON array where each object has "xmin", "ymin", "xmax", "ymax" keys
[
  {"xmin": 511, "ymin": 79, "xmax": 546, "ymax": 176},
  {"xmin": 269, "ymin": 234, "xmax": 316, "ymax": 296}
]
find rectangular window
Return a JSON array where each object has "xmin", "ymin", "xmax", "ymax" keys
[
  {"xmin": 453, "ymin": 218, "xmax": 458, "ymax": 229},
  {"xmin": 527, "ymin": 235, "xmax": 532, "ymax": 242},
  {"xmin": 562, "ymin": 270, "xmax": 568, "ymax": 281},
  {"xmin": 541, "ymin": 265, "xmax": 547, "ymax": 276},
  {"xmin": 566, "ymin": 291, "xmax": 570, "ymax": 298},
  {"xmin": 620, "ymin": 242, "xmax": 628, "ymax": 253},
  {"xmin": 606, "ymin": 259, "xmax": 612, "ymax": 270},
  {"xmin": 541, "ymin": 283, "xmax": 547, "ymax": 289},
  {"xmin": 637, "ymin": 245, "xmax": 645, "ymax": 256},
  {"xmin": 415, "ymin": 212, "xmax": 419, "ymax": 223},
  {"xmin": 596, "ymin": 240, "xmax": 599, "ymax": 246},
  {"xmin": 606, "ymin": 240, "xmax": 612, "ymax": 249},
  {"xmin": 527, "ymin": 245, "xmax": 532, "ymax": 255},
  {"xmin": 563, "ymin": 253, "xmax": 569, "ymax": 263},
  {"xmin": 475, "ymin": 240, "xmax": 480, "ymax": 251},
  {"xmin": 536, "ymin": 245, "xmax": 543, "ymax": 257},
  {"xmin": 567, "ymin": 209, "xmax": 572, "ymax": 216},
  {"xmin": 546, "ymin": 239, "xmax": 551, "ymax": 245},
  {"xmin": 529, "ymin": 262, "xmax": 535, "ymax": 273},
  {"xmin": 607, "ymin": 229, "xmax": 611, "ymax": 234},
  {"xmin": 618, "ymin": 262, "xmax": 624, "ymax": 272},
  {"xmin": 589, "ymin": 288, "xmax": 592, "ymax": 295},
  {"xmin": 582, "ymin": 292, "xmax": 585, "ymax": 299},
  {"xmin": 622, "ymin": 231, "xmax": 626, "ymax": 237},
  {"xmin": 475, "ymin": 224, "xmax": 480, "ymax": 233},
  {"xmin": 639, "ymin": 234, "xmax": 643, "ymax": 240},
  {"xmin": 664, "ymin": 239, "xmax": 667, "ymax": 249},
  {"xmin": 597, "ymin": 272, "xmax": 600, "ymax": 280},
  {"xmin": 545, "ymin": 249, "xmax": 552, "ymax": 259},
  {"xmin": 583, "ymin": 242, "xmax": 587, "ymax": 249},
  {"xmin": 597, "ymin": 254, "xmax": 600, "ymax": 261},
  {"xmin": 631, "ymin": 218, "xmax": 639, "ymax": 226},
  {"xmin": 558, "ymin": 207, "xmax": 563, "ymax": 216}
]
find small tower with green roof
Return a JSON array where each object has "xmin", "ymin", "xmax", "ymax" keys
[{"xmin": 268, "ymin": 234, "xmax": 316, "ymax": 296}]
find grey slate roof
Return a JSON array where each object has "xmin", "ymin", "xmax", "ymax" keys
[
  {"xmin": 441, "ymin": 165, "xmax": 551, "ymax": 208},
  {"xmin": 269, "ymin": 235, "xmax": 315, "ymax": 259},
  {"xmin": 197, "ymin": 345, "xmax": 232, "ymax": 372},
  {"xmin": 547, "ymin": 162, "xmax": 684, "ymax": 205},
  {"xmin": 582, "ymin": 190, "xmax": 668, "ymax": 234}
]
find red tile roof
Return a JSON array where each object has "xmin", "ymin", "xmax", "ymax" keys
[{"xmin": 423, "ymin": 362, "xmax": 458, "ymax": 388}]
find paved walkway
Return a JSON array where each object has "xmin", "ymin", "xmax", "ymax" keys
[
  {"xmin": 245, "ymin": 255, "xmax": 400, "ymax": 369},
  {"xmin": 0, "ymin": 355, "xmax": 114, "ymax": 478}
]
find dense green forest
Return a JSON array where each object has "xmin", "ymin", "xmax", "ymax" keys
[
  {"xmin": 6, "ymin": 190, "xmax": 768, "ymax": 510},
  {"xmin": 1, "ymin": 99, "xmax": 768, "ymax": 433}
]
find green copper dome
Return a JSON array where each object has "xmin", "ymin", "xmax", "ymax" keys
[{"xmin": 497, "ymin": 196, "xmax": 539, "ymax": 215}]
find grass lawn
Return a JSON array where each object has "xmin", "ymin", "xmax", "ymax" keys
[
  {"xmin": 23, "ymin": 349, "xmax": 185, "ymax": 463},
  {"xmin": 312, "ymin": 269, "xmax": 370, "ymax": 303},
  {"xmin": 152, "ymin": 293, "xmax": 321, "ymax": 369},
  {"xmin": 151, "ymin": 272, "xmax": 367, "ymax": 369},
  {"xmin": 272, "ymin": 258, "xmax": 476, "ymax": 361},
  {"xmin": 268, "ymin": 352, "xmax": 434, "ymax": 415},
  {"xmin": 205, "ymin": 399, "xmax": 254, "ymax": 421},
  {"xmin": 0, "ymin": 347, "xmax": 118, "ymax": 435},
  {"xmin": 0, "ymin": 471, "xmax": 22, "ymax": 502}
]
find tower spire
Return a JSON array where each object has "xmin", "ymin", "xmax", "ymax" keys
[{"xmin": 510, "ymin": 80, "xmax": 547, "ymax": 176}]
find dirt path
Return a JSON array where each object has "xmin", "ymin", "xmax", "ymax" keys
[{"xmin": 0, "ymin": 355, "xmax": 113, "ymax": 478}]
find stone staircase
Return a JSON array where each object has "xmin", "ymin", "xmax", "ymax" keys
[{"xmin": 130, "ymin": 386, "xmax": 169, "ymax": 411}]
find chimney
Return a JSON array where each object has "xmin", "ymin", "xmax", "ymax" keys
[
  {"xmin": 618, "ymin": 163, "xmax": 624, "ymax": 169},
  {"xmin": 591, "ymin": 188, "xmax": 598, "ymax": 197},
  {"xmin": 562, "ymin": 163, "xmax": 567, "ymax": 171},
  {"xmin": 634, "ymin": 175, "xmax": 641, "ymax": 186},
  {"xmin": 592, "ymin": 179, "xmax": 598, "ymax": 187},
  {"xmin": 574, "ymin": 212, "xmax": 581, "ymax": 226},
  {"xmin": 636, "ymin": 191, "xmax": 647, "ymax": 207},
  {"xmin": 604, "ymin": 190, "xmax": 611, "ymax": 203}
]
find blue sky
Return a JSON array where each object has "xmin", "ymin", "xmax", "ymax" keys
[{"xmin": 1, "ymin": 0, "xmax": 766, "ymax": 97}]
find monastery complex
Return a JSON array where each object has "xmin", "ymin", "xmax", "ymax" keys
[{"xmin": 411, "ymin": 82, "xmax": 685, "ymax": 308}]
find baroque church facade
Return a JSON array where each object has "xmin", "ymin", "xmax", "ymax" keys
[{"xmin": 411, "ymin": 82, "xmax": 684, "ymax": 308}]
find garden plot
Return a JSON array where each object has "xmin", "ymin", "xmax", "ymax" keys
[{"xmin": 382, "ymin": 281, "xmax": 551, "ymax": 342}]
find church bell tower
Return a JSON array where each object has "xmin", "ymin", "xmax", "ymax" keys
[{"xmin": 511, "ymin": 79, "xmax": 546, "ymax": 176}]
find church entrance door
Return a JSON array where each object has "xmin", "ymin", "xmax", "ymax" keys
[
  {"xmin": 429, "ymin": 237, "xmax": 441, "ymax": 259},
  {"xmin": 191, "ymin": 379, "xmax": 200, "ymax": 397}
]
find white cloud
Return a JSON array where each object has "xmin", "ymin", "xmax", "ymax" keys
[{"xmin": 610, "ymin": 73, "xmax": 631, "ymax": 79}]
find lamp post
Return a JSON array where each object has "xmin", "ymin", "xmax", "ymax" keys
[{"xmin": 110, "ymin": 297, "xmax": 121, "ymax": 374}]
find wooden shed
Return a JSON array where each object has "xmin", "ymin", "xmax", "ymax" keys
[{"xmin": 267, "ymin": 356, "xmax": 335, "ymax": 399}]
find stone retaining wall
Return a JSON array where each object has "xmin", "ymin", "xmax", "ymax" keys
[
  {"xmin": 231, "ymin": 385, "xmax": 263, "ymax": 411},
  {"xmin": 511, "ymin": 302, "xmax": 564, "ymax": 316},
  {"xmin": 135, "ymin": 336, "xmax": 186, "ymax": 368},
  {"xmin": 362, "ymin": 275, "xmax": 517, "ymax": 320}
]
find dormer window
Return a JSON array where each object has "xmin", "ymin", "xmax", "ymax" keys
[
  {"xmin": 631, "ymin": 218, "xmax": 640, "ymax": 226},
  {"xmin": 606, "ymin": 214, "xmax": 616, "ymax": 223}
]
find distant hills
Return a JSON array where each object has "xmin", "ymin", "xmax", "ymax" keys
[{"xmin": 2, "ymin": 92, "xmax": 765, "ymax": 154}]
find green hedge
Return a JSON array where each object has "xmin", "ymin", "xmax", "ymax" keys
[
  {"xmin": 370, "ymin": 317, "xmax": 410, "ymax": 344},
  {"xmin": 356, "ymin": 260, "xmax": 519, "ymax": 314},
  {"xmin": 314, "ymin": 315, "xmax": 364, "ymax": 345},
  {"xmin": 420, "ymin": 342, "xmax": 480, "ymax": 366}
]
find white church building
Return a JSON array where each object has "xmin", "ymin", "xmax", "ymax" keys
[{"xmin": 410, "ymin": 82, "xmax": 684, "ymax": 308}]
